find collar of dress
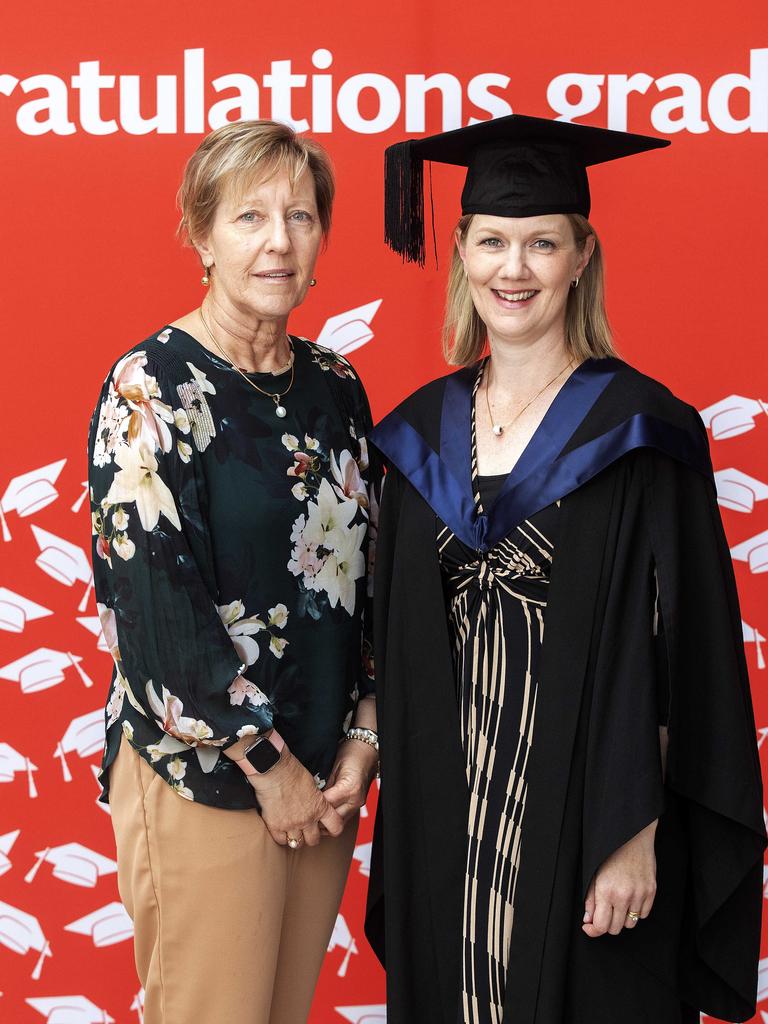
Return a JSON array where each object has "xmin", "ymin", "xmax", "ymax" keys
[{"xmin": 370, "ymin": 358, "xmax": 712, "ymax": 553}]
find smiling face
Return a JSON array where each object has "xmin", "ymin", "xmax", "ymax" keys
[
  {"xmin": 457, "ymin": 214, "xmax": 595, "ymax": 349},
  {"xmin": 195, "ymin": 166, "xmax": 323, "ymax": 323}
]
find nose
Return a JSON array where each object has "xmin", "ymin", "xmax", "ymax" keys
[
  {"xmin": 265, "ymin": 214, "xmax": 291, "ymax": 254},
  {"xmin": 497, "ymin": 243, "xmax": 530, "ymax": 281}
]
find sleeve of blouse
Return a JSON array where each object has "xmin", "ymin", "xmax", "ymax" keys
[
  {"xmin": 88, "ymin": 349, "xmax": 275, "ymax": 747},
  {"xmin": 352, "ymin": 369, "xmax": 381, "ymax": 702}
]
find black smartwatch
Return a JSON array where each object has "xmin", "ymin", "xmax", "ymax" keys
[{"xmin": 235, "ymin": 729, "xmax": 285, "ymax": 776}]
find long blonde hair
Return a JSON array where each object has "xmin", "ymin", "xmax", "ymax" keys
[{"xmin": 442, "ymin": 214, "xmax": 615, "ymax": 365}]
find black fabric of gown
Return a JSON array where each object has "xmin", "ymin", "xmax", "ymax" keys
[{"xmin": 365, "ymin": 358, "xmax": 766, "ymax": 1024}]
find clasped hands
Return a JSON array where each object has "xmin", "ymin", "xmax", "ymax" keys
[
  {"xmin": 246, "ymin": 737, "xmax": 378, "ymax": 849},
  {"xmin": 582, "ymin": 819, "xmax": 658, "ymax": 937}
]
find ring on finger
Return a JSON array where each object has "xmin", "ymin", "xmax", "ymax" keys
[
  {"xmin": 287, "ymin": 834, "xmax": 301, "ymax": 850},
  {"xmin": 626, "ymin": 910, "xmax": 640, "ymax": 922}
]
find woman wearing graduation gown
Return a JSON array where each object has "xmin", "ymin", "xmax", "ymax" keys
[{"xmin": 365, "ymin": 114, "xmax": 766, "ymax": 1024}]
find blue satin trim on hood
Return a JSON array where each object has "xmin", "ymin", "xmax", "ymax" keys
[{"xmin": 371, "ymin": 362, "xmax": 712, "ymax": 552}]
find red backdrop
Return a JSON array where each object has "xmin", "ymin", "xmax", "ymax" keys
[{"xmin": 0, "ymin": 2, "xmax": 766, "ymax": 1021}]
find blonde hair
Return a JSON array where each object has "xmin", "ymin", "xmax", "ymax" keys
[
  {"xmin": 442, "ymin": 213, "xmax": 615, "ymax": 366},
  {"xmin": 177, "ymin": 120, "xmax": 335, "ymax": 248}
]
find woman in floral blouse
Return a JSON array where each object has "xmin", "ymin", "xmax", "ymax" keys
[{"xmin": 88, "ymin": 120, "xmax": 380, "ymax": 1024}]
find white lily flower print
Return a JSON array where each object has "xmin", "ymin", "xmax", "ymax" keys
[
  {"xmin": 93, "ymin": 384, "xmax": 131, "ymax": 467},
  {"xmin": 145, "ymin": 680, "xmax": 228, "ymax": 747},
  {"xmin": 106, "ymin": 444, "xmax": 181, "ymax": 532},
  {"xmin": 331, "ymin": 449, "xmax": 369, "ymax": 509},
  {"xmin": 312, "ymin": 521, "xmax": 367, "ymax": 614},
  {"xmin": 303, "ymin": 478, "xmax": 359, "ymax": 550},
  {"xmin": 217, "ymin": 600, "xmax": 266, "ymax": 668},
  {"xmin": 113, "ymin": 351, "xmax": 175, "ymax": 454}
]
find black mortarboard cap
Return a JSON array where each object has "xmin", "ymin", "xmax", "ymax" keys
[{"xmin": 384, "ymin": 114, "xmax": 670, "ymax": 265}]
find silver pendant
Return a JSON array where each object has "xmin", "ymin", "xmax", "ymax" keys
[
  {"xmin": 492, "ymin": 424, "xmax": 504, "ymax": 436},
  {"xmin": 275, "ymin": 405, "xmax": 287, "ymax": 418}
]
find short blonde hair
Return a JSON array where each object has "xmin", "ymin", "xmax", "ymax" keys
[
  {"xmin": 177, "ymin": 120, "xmax": 335, "ymax": 247},
  {"xmin": 442, "ymin": 214, "xmax": 615, "ymax": 366}
]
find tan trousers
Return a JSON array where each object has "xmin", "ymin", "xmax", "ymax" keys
[{"xmin": 109, "ymin": 736, "xmax": 358, "ymax": 1024}]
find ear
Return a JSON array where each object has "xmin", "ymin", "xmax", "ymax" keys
[
  {"xmin": 194, "ymin": 236, "xmax": 215, "ymax": 269},
  {"xmin": 455, "ymin": 226, "xmax": 468, "ymax": 269},
  {"xmin": 576, "ymin": 233, "xmax": 596, "ymax": 277}
]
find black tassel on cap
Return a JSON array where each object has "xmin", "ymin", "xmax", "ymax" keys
[{"xmin": 384, "ymin": 140, "xmax": 426, "ymax": 266}]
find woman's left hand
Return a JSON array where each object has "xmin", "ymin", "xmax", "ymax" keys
[
  {"xmin": 582, "ymin": 819, "xmax": 658, "ymax": 938},
  {"xmin": 322, "ymin": 739, "xmax": 379, "ymax": 826}
]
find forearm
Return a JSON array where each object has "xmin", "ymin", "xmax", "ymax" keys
[{"xmin": 352, "ymin": 694, "xmax": 377, "ymax": 731}]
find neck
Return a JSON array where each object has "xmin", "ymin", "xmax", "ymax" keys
[
  {"xmin": 486, "ymin": 329, "xmax": 572, "ymax": 397},
  {"xmin": 201, "ymin": 293, "xmax": 291, "ymax": 373}
]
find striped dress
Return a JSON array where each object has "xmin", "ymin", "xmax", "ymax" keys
[{"xmin": 437, "ymin": 384, "xmax": 559, "ymax": 1024}]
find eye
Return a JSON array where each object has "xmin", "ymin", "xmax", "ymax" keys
[
  {"xmin": 478, "ymin": 236, "xmax": 503, "ymax": 248},
  {"xmin": 532, "ymin": 239, "xmax": 556, "ymax": 251},
  {"xmin": 238, "ymin": 211, "xmax": 260, "ymax": 223},
  {"xmin": 290, "ymin": 210, "xmax": 313, "ymax": 223}
]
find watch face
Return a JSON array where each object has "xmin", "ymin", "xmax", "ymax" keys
[{"xmin": 245, "ymin": 737, "xmax": 281, "ymax": 774}]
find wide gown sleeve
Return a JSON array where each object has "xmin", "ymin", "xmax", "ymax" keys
[
  {"xmin": 641, "ymin": 428, "xmax": 766, "ymax": 1020},
  {"xmin": 88, "ymin": 350, "xmax": 275, "ymax": 747}
]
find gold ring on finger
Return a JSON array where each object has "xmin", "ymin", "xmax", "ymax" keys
[{"xmin": 627, "ymin": 910, "xmax": 640, "ymax": 922}]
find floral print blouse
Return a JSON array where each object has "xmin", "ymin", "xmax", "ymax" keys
[{"xmin": 88, "ymin": 326, "xmax": 379, "ymax": 810}]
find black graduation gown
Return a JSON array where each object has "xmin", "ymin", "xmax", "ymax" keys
[{"xmin": 365, "ymin": 356, "xmax": 766, "ymax": 1024}]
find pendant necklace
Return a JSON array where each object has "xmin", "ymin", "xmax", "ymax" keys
[
  {"xmin": 485, "ymin": 356, "xmax": 573, "ymax": 437},
  {"xmin": 199, "ymin": 310, "xmax": 294, "ymax": 418}
]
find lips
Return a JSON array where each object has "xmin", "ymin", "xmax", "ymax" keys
[
  {"xmin": 254, "ymin": 270, "xmax": 295, "ymax": 280},
  {"xmin": 492, "ymin": 288, "xmax": 539, "ymax": 307}
]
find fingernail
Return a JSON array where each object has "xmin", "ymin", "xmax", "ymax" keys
[{"xmin": 583, "ymin": 911, "xmax": 590, "ymax": 923}]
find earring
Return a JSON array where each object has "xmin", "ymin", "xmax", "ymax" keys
[
  {"xmin": 571, "ymin": 277, "xmax": 580, "ymax": 289},
  {"xmin": 310, "ymin": 278, "xmax": 317, "ymax": 287},
  {"xmin": 201, "ymin": 266, "xmax": 211, "ymax": 286}
]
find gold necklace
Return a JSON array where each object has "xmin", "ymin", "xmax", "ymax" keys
[
  {"xmin": 198, "ymin": 310, "xmax": 295, "ymax": 419},
  {"xmin": 484, "ymin": 357, "xmax": 574, "ymax": 437}
]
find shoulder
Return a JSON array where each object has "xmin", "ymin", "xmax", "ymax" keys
[
  {"xmin": 297, "ymin": 336, "xmax": 363, "ymax": 383},
  {"xmin": 102, "ymin": 327, "xmax": 196, "ymax": 386},
  {"xmin": 601, "ymin": 358, "xmax": 703, "ymax": 433},
  {"xmin": 377, "ymin": 364, "xmax": 475, "ymax": 428}
]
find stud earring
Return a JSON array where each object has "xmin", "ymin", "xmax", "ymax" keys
[
  {"xmin": 310, "ymin": 278, "xmax": 317, "ymax": 287},
  {"xmin": 201, "ymin": 266, "xmax": 211, "ymax": 286}
]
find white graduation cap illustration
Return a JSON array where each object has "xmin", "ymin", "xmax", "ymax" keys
[
  {"xmin": 130, "ymin": 988, "xmax": 145, "ymax": 1023},
  {"xmin": 0, "ymin": 588, "xmax": 52, "ymax": 634},
  {"xmin": 30, "ymin": 525, "xmax": 93, "ymax": 611},
  {"xmin": 77, "ymin": 617, "xmax": 109, "ymax": 653},
  {"xmin": 0, "ymin": 459, "xmax": 67, "ymax": 542},
  {"xmin": 715, "ymin": 469, "xmax": 768, "ymax": 514},
  {"xmin": 0, "ymin": 829, "xmax": 21, "ymax": 877},
  {"xmin": 699, "ymin": 395, "xmax": 768, "ymax": 441},
  {"xmin": 731, "ymin": 530, "xmax": 768, "ymax": 575},
  {"xmin": 757, "ymin": 727, "xmax": 768, "ymax": 750},
  {"xmin": 335, "ymin": 1007, "xmax": 387, "ymax": 1024},
  {"xmin": 55, "ymin": 710, "xmax": 105, "ymax": 782},
  {"xmin": 757, "ymin": 955, "xmax": 768, "ymax": 1002},
  {"xmin": 64, "ymin": 901, "xmax": 133, "ymax": 947},
  {"xmin": 744, "ymin": 622, "xmax": 766, "ymax": 670},
  {"xmin": 27, "ymin": 995, "xmax": 114, "ymax": 1024},
  {"xmin": 0, "ymin": 743, "xmax": 39, "ymax": 798},
  {"xmin": 316, "ymin": 299, "xmax": 383, "ymax": 356},
  {"xmin": 71, "ymin": 479, "xmax": 90, "ymax": 514},
  {"xmin": 25, "ymin": 842, "xmax": 117, "ymax": 888},
  {"xmin": 0, "ymin": 648, "xmax": 94, "ymax": 694},
  {"xmin": 353, "ymin": 841, "xmax": 372, "ymax": 877},
  {"xmin": 0, "ymin": 900, "xmax": 52, "ymax": 978},
  {"xmin": 327, "ymin": 913, "xmax": 358, "ymax": 977}
]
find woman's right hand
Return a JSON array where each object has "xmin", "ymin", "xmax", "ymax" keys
[{"xmin": 247, "ymin": 750, "xmax": 344, "ymax": 847}]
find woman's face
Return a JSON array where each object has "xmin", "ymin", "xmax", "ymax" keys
[
  {"xmin": 197, "ymin": 166, "xmax": 323, "ymax": 323},
  {"xmin": 457, "ymin": 214, "xmax": 594, "ymax": 348}
]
